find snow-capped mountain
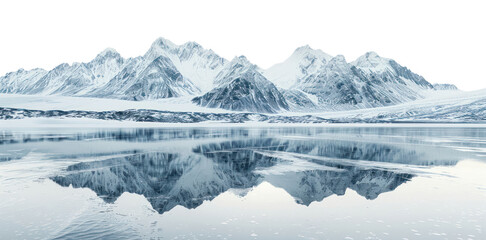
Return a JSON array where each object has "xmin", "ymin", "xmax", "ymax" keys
[
  {"xmin": 192, "ymin": 56, "xmax": 289, "ymax": 113},
  {"xmin": 51, "ymin": 49, "xmax": 126, "ymax": 95},
  {"xmin": 0, "ymin": 48, "xmax": 125, "ymax": 96},
  {"xmin": 264, "ymin": 49, "xmax": 437, "ymax": 110},
  {"xmin": 351, "ymin": 51, "xmax": 433, "ymax": 91},
  {"xmin": 0, "ymin": 37, "xmax": 226, "ymax": 101},
  {"xmin": 298, "ymin": 52, "xmax": 434, "ymax": 109},
  {"xmin": 83, "ymin": 38, "xmax": 228, "ymax": 100}
]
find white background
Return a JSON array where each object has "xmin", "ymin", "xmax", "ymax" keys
[{"xmin": 0, "ymin": 0, "xmax": 484, "ymax": 90}]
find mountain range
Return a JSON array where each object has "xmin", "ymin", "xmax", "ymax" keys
[{"xmin": 0, "ymin": 37, "xmax": 458, "ymax": 113}]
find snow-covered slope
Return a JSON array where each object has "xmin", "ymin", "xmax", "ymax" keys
[
  {"xmin": 143, "ymin": 38, "xmax": 227, "ymax": 93},
  {"xmin": 313, "ymin": 88, "xmax": 486, "ymax": 122},
  {"xmin": 192, "ymin": 56, "xmax": 289, "ymax": 113},
  {"xmin": 263, "ymin": 45, "xmax": 332, "ymax": 89},
  {"xmin": 0, "ymin": 68, "xmax": 47, "ymax": 94},
  {"xmin": 351, "ymin": 51, "xmax": 433, "ymax": 90}
]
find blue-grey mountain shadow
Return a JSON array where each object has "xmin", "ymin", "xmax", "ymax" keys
[{"xmin": 51, "ymin": 133, "xmax": 464, "ymax": 214}]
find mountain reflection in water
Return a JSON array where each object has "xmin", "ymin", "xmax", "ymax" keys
[{"xmin": 26, "ymin": 127, "xmax": 482, "ymax": 214}]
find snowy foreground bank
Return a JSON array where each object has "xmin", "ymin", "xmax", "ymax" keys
[
  {"xmin": 0, "ymin": 106, "xmax": 485, "ymax": 125},
  {"xmin": 3, "ymin": 118, "xmax": 486, "ymax": 130}
]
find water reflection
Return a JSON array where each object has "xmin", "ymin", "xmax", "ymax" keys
[
  {"xmin": 32, "ymin": 126, "xmax": 486, "ymax": 214},
  {"xmin": 53, "ymin": 152, "xmax": 262, "ymax": 214}
]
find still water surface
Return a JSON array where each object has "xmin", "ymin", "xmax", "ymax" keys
[{"xmin": 0, "ymin": 126, "xmax": 485, "ymax": 239}]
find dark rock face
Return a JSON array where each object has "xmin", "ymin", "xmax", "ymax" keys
[
  {"xmin": 0, "ymin": 107, "xmax": 336, "ymax": 123},
  {"xmin": 387, "ymin": 59, "xmax": 433, "ymax": 88},
  {"xmin": 192, "ymin": 76, "xmax": 289, "ymax": 113},
  {"xmin": 298, "ymin": 55, "xmax": 366, "ymax": 106},
  {"xmin": 3, "ymin": 101, "xmax": 486, "ymax": 123},
  {"xmin": 192, "ymin": 57, "xmax": 289, "ymax": 113},
  {"xmin": 280, "ymin": 89, "xmax": 317, "ymax": 110}
]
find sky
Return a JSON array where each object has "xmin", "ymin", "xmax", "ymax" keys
[{"xmin": 0, "ymin": 0, "xmax": 485, "ymax": 91}]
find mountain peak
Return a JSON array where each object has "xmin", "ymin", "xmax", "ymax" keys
[
  {"xmin": 144, "ymin": 37, "xmax": 179, "ymax": 60},
  {"xmin": 263, "ymin": 45, "xmax": 332, "ymax": 89},
  {"xmin": 151, "ymin": 37, "xmax": 178, "ymax": 49},
  {"xmin": 352, "ymin": 51, "xmax": 390, "ymax": 70},
  {"xmin": 364, "ymin": 51, "xmax": 380, "ymax": 59},
  {"xmin": 295, "ymin": 44, "xmax": 312, "ymax": 52},
  {"xmin": 329, "ymin": 55, "xmax": 347, "ymax": 63},
  {"xmin": 100, "ymin": 47, "xmax": 118, "ymax": 55},
  {"xmin": 95, "ymin": 48, "xmax": 121, "ymax": 59},
  {"xmin": 230, "ymin": 55, "xmax": 252, "ymax": 66},
  {"xmin": 293, "ymin": 45, "xmax": 332, "ymax": 61},
  {"xmin": 213, "ymin": 56, "xmax": 258, "ymax": 87},
  {"xmin": 182, "ymin": 41, "xmax": 202, "ymax": 50}
]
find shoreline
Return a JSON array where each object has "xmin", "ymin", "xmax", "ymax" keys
[{"xmin": 2, "ymin": 117, "xmax": 486, "ymax": 129}]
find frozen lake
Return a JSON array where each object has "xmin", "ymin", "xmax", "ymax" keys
[{"xmin": 1, "ymin": 125, "xmax": 485, "ymax": 239}]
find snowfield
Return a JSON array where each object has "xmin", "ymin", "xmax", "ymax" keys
[
  {"xmin": 0, "ymin": 94, "xmax": 233, "ymax": 113},
  {"xmin": 1, "ymin": 89, "xmax": 486, "ymax": 124},
  {"xmin": 313, "ymin": 89, "xmax": 486, "ymax": 120}
]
